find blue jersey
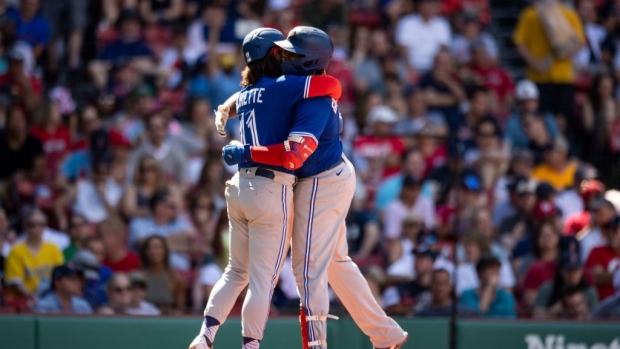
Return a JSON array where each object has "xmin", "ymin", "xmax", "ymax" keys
[
  {"xmin": 292, "ymin": 97, "xmax": 343, "ymax": 178},
  {"xmin": 237, "ymin": 75, "xmax": 316, "ymax": 174}
]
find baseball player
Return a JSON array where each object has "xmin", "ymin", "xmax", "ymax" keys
[
  {"xmin": 188, "ymin": 28, "xmax": 342, "ymax": 349},
  {"xmin": 222, "ymin": 27, "xmax": 408, "ymax": 349}
]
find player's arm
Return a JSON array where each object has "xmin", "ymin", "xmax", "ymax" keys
[{"xmin": 214, "ymin": 92, "xmax": 239, "ymax": 136}]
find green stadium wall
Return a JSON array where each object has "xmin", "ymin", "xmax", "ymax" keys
[{"xmin": 0, "ymin": 316, "xmax": 617, "ymax": 349}]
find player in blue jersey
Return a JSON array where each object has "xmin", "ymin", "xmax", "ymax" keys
[
  {"xmin": 188, "ymin": 28, "xmax": 342, "ymax": 349},
  {"xmin": 221, "ymin": 27, "xmax": 408, "ymax": 349}
]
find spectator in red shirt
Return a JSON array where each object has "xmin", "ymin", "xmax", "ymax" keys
[
  {"xmin": 563, "ymin": 178, "xmax": 605, "ymax": 236},
  {"xmin": 353, "ymin": 105, "xmax": 405, "ymax": 193},
  {"xmin": 100, "ymin": 216, "xmax": 140, "ymax": 273},
  {"xmin": 585, "ymin": 216, "xmax": 620, "ymax": 301},
  {"xmin": 0, "ymin": 49, "xmax": 42, "ymax": 112},
  {"xmin": 30, "ymin": 98, "xmax": 72, "ymax": 183},
  {"xmin": 466, "ymin": 41, "xmax": 515, "ymax": 118}
]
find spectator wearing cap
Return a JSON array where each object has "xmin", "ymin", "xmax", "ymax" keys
[
  {"xmin": 4, "ymin": 208, "xmax": 63, "ymax": 301},
  {"xmin": 383, "ymin": 175, "xmax": 436, "ymax": 244},
  {"xmin": 382, "ymin": 248, "xmax": 438, "ymax": 316},
  {"xmin": 531, "ymin": 136, "xmax": 578, "ymax": 191},
  {"xmin": 99, "ymin": 217, "xmax": 140, "ymax": 273},
  {"xmin": 456, "ymin": 233, "xmax": 515, "ymax": 296},
  {"xmin": 415, "ymin": 268, "xmax": 479, "ymax": 317},
  {"xmin": 463, "ymin": 38, "xmax": 514, "ymax": 118},
  {"xmin": 88, "ymin": 8, "xmax": 154, "ymax": 90},
  {"xmin": 62, "ymin": 213, "xmax": 93, "ymax": 261},
  {"xmin": 533, "ymin": 250, "xmax": 598, "ymax": 319},
  {"xmin": 450, "ymin": 11, "xmax": 498, "ymax": 66},
  {"xmin": 492, "ymin": 151, "xmax": 535, "ymax": 225},
  {"xmin": 590, "ymin": 269, "xmax": 620, "ymax": 320},
  {"xmin": 128, "ymin": 112, "xmax": 189, "ymax": 187},
  {"xmin": 353, "ymin": 105, "xmax": 405, "ymax": 191},
  {"xmin": 579, "ymin": 198, "xmax": 617, "ymax": 263},
  {"xmin": 497, "ymin": 177, "xmax": 537, "ymax": 254},
  {"xmin": 557, "ymin": 165, "xmax": 600, "ymax": 227},
  {"xmin": 72, "ymin": 249, "xmax": 111, "ymax": 310},
  {"xmin": 460, "ymin": 255, "xmax": 516, "ymax": 318},
  {"xmin": 33, "ymin": 264, "xmax": 92, "ymax": 314},
  {"xmin": 5, "ymin": 0, "xmax": 50, "ymax": 58},
  {"xmin": 0, "ymin": 48, "xmax": 42, "ymax": 112},
  {"xmin": 0, "ymin": 105, "xmax": 44, "ymax": 185},
  {"xmin": 396, "ymin": 0, "xmax": 451, "ymax": 75},
  {"xmin": 585, "ymin": 215, "xmax": 620, "ymax": 301},
  {"xmin": 512, "ymin": 0, "xmax": 584, "ymax": 137},
  {"xmin": 503, "ymin": 80, "xmax": 559, "ymax": 151},
  {"xmin": 125, "ymin": 271, "xmax": 160, "ymax": 316}
]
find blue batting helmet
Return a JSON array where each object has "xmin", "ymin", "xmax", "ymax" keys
[
  {"xmin": 242, "ymin": 27, "xmax": 285, "ymax": 64},
  {"xmin": 275, "ymin": 26, "xmax": 334, "ymax": 75}
]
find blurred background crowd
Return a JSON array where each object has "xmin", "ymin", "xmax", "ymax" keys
[{"xmin": 0, "ymin": 0, "xmax": 619, "ymax": 321}]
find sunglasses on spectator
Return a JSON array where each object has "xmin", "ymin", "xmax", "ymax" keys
[{"xmin": 114, "ymin": 285, "xmax": 131, "ymax": 293}]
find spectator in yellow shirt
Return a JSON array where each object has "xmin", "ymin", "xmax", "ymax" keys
[
  {"xmin": 5, "ymin": 208, "xmax": 64, "ymax": 300},
  {"xmin": 513, "ymin": 0, "xmax": 585, "ymax": 140},
  {"xmin": 532, "ymin": 136, "xmax": 578, "ymax": 191}
]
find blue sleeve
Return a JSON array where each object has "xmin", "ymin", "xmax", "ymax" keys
[
  {"xmin": 459, "ymin": 289, "xmax": 480, "ymax": 310},
  {"xmin": 275, "ymin": 75, "xmax": 309, "ymax": 102},
  {"xmin": 289, "ymin": 97, "xmax": 334, "ymax": 142}
]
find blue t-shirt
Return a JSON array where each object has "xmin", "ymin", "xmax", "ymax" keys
[
  {"xmin": 6, "ymin": 8, "xmax": 50, "ymax": 47},
  {"xmin": 292, "ymin": 97, "xmax": 343, "ymax": 178},
  {"xmin": 60, "ymin": 150, "xmax": 91, "ymax": 181},
  {"xmin": 237, "ymin": 75, "xmax": 320, "ymax": 174},
  {"xmin": 460, "ymin": 288, "xmax": 516, "ymax": 318},
  {"xmin": 34, "ymin": 292, "xmax": 93, "ymax": 314}
]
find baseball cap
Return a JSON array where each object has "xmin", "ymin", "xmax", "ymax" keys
[
  {"xmin": 516, "ymin": 80, "xmax": 539, "ymax": 100},
  {"xmin": 51, "ymin": 264, "xmax": 78, "ymax": 289},
  {"xmin": 108, "ymin": 130, "xmax": 132, "ymax": 149},
  {"xmin": 129, "ymin": 271, "xmax": 148, "ymax": 289},
  {"xmin": 559, "ymin": 251, "xmax": 582, "ymax": 270},
  {"xmin": 414, "ymin": 248, "xmax": 438, "ymax": 261},
  {"xmin": 589, "ymin": 197, "xmax": 615, "ymax": 212},
  {"xmin": 515, "ymin": 178, "xmax": 537, "ymax": 196},
  {"xmin": 536, "ymin": 182, "xmax": 556, "ymax": 200},
  {"xmin": 580, "ymin": 179, "xmax": 605, "ymax": 200},
  {"xmin": 7, "ymin": 48, "xmax": 24, "ymax": 63},
  {"xmin": 461, "ymin": 171, "xmax": 482, "ymax": 192},
  {"xmin": 533, "ymin": 199, "xmax": 558, "ymax": 220},
  {"xmin": 72, "ymin": 250, "xmax": 100, "ymax": 281},
  {"xmin": 367, "ymin": 105, "xmax": 399, "ymax": 124},
  {"xmin": 544, "ymin": 136, "xmax": 569, "ymax": 153}
]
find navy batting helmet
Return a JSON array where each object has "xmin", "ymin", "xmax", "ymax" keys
[
  {"xmin": 242, "ymin": 28, "xmax": 285, "ymax": 64},
  {"xmin": 275, "ymin": 26, "xmax": 334, "ymax": 75}
]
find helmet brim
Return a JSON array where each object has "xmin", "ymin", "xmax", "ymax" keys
[{"xmin": 274, "ymin": 39, "xmax": 302, "ymax": 54}]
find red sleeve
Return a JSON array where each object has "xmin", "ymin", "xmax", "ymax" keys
[
  {"xmin": 30, "ymin": 77, "xmax": 43, "ymax": 95},
  {"xmin": 584, "ymin": 247, "xmax": 601, "ymax": 269},
  {"xmin": 250, "ymin": 143, "xmax": 287, "ymax": 167},
  {"xmin": 307, "ymin": 75, "xmax": 342, "ymax": 101}
]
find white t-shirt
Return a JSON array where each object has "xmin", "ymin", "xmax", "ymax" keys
[
  {"xmin": 455, "ymin": 259, "xmax": 516, "ymax": 295},
  {"xmin": 395, "ymin": 14, "xmax": 451, "ymax": 72},
  {"xmin": 383, "ymin": 198, "xmax": 436, "ymax": 239},
  {"xmin": 580, "ymin": 228, "xmax": 605, "ymax": 262},
  {"xmin": 72, "ymin": 178, "xmax": 123, "ymax": 223},
  {"xmin": 555, "ymin": 189, "xmax": 584, "ymax": 223}
]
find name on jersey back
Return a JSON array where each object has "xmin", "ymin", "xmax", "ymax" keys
[{"xmin": 237, "ymin": 88, "xmax": 266, "ymax": 108}]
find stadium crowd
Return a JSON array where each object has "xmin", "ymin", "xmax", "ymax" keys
[{"xmin": 0, "ymin": 0, "xmax": 619, "ymax": 321}]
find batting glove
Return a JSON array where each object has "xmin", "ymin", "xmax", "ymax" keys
[
  {"xmin": 222, "ymin": 143, "xmax": 252, "ymax": 166},
  {"xmin": 214, "ymin": 105, "xmax": 229, "ymax": 137}
]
